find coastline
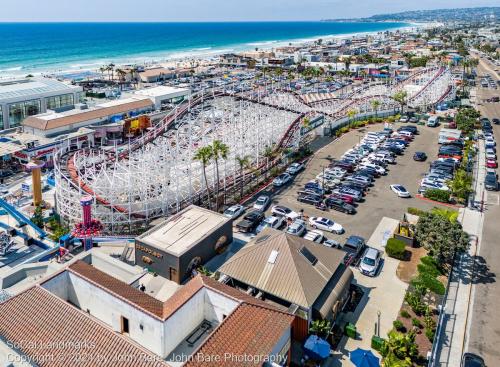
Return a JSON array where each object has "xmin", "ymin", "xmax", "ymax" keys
[{"xmin": 0, "ymin": 21, "xmax": 429, "ymax": 79}]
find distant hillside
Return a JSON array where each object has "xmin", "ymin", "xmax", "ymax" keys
[{"xmin": 324, "ymin": 7, "xmax": 500, "ymax": 23}]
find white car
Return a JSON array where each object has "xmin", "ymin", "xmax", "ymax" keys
[
  {"xmin": 308, "ymin": 217, "xmax": 344, "ymax": 234},
  {"xmin": 359, "ymin": 247, "xmax": 381, "ymax": 276},
  {"xmin": 223, "ymin": 205, "xmax": 245, "ymax": 219},
  {"xmin": 304, "ymin": 229, "xmax": 325, "ymax": 243},
  {"xmin": 359, "ymin": 163, "xmax": 386, "ymax": 175},
  {"xmin": 286, "ymin": 162, "xmax": 305, "ymax": 175},
  {"xmin": 486, "ymin": 149, "xmax": 497, "ymax": 160},
  {"xmin": 273, "ymin": 173, "xmax": 292, "ymax": 187},
  {"xmin": 390, "ymin": 184, "xmax": 411, "ymax": 198},
  {"xmin": 253, "ymin": 195, "xmax": 271, "ymax": 211},
  {"xmin": 286, "ymin": 220, "xmax": 307, "ymax": 237},
  {"xmin": 271, "ymin": 205, "xmax": 300, "ymax": 220},
  {"xmin": 256, "ymin": 216, "xmax": 284, "ymax": 233}
]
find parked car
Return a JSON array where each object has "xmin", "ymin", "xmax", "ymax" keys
[
  {"xmin": 486, "ymin": 159, "xmax": 498, "ymax": 168},
  {"xmin": 253, "ymin": 195, "xmax": 271, "ymax": 211},
  {"xmin": 323, "ymin": 239, "xmax": 342, "ymax": 248},
  {"xmin": 286, "ymin": 219, "xmax": 307, "ymax": 237},
  {"xmin": 342, "ymin": 235, "xmax": 367, "ymax": 262},
  {"xmin": 256, "ymin": 216, "xmax": 284, "ymax": 233},
  {"xmin": 297, "ymin": 192, "xmax": 323, "ymax": 205},
  {"xmin": 461, "ymin": 353, "xmax": 485, "ymax": 367},
  {"xmin": 324, "ymin": 198, "xmax": 356, "ymax": 214},
  {"xmin": 359, "ymin": 247, "xmax": 381, "ymax": 276},
  {"xmin": 329, "ymin": 192, "xmax": 355, "ymax": 205},
  {"xmin": 304, "ymin": 229, "xmax": 325, "ymax": 243},
  {"xmin": 485, "ymin": 171, "xmax": 498, "ymax": 191},
  {"xmin": 235, "ymin": 211, "xmax": 264, "ymax": 233},
  {"xmin": 309, "ymin": 217, "xmax": 344, "ymax": 234},
  {"xmin": 271, "ymin": 205, "xmax": 300, "ymax": 220},
  {"xmin": 390, "ymin": 184, "xmax": 411, "ymax": 198},
  {"xmin": 223, "ymin": 205, "xmax": 245, "ymax": 219},
  {"xmin": 413, "ymin": 152, "xmax": 427, "ymax": 161},
  {"xmin": 286, "ymin": 162, "xmax": 305, "ymax": 175},
  {"xmin": 273, "ymin": 173, "xmax": 292, "ymax": 187}
]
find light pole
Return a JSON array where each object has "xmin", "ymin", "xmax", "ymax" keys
[{"xmin": 377, "ymin": 310, "xmax": 381, "ymax": 337}]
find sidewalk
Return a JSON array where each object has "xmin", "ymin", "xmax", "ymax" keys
[{"xmin": 433, "ymin": 139, "xmax": 485, "ymax": 366}]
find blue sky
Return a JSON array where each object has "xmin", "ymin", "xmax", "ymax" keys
[{"xmin": 1, "ymin": 0, "xmax": 498, "ymax": 22}]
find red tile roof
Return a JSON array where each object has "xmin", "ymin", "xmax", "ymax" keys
[
  {"xmin": 184, "ymin": 303, "xmax": 294, "ymax": 367},
  {"xmin": 0, "ymin": 286, "xmax": 169, "ymax": 367},
  {"xmin": 68, "ymin": 261, "xmax": 286, "ymax": 321},
  {"xmin": 68, "ymin": 261, "xmax": 165, "ymax": 319}
]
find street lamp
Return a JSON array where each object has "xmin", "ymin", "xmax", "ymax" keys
[{"xmin": 377, "ymin": 310, "xmax": 381, "ymax": 337}]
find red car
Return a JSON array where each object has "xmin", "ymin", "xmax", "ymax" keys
[
  {"xmin": 329, "ymin": 192, "xmax": 355, "ymax": 205},
  {"xmin": 486, "ymin": 159, "xmax": 498, "ymax": 168}
]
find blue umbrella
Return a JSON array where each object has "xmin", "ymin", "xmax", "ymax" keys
[
  {"xmin": 350, "ymin": 348, "xmax": 380, "ymax": 367},
  {"xmin": 303, "ymin": 335, "xmax": 331, "ymax": 360}
]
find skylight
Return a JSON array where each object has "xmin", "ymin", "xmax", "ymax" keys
[
  {"xmin": 299, "ymin": 246, "xmax": 317, "ymax": 265},
  {"xmin": 268, "ymin": 250, "xmax": 279, "ymax": 264}
]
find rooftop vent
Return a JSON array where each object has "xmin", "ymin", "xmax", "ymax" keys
[{"xmin": 267, "ymin": 250, "xmax": 279, "ymax": 264}]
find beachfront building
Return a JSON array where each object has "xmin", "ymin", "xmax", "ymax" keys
[
  {"xmin": 218, "ymin": 228, "xmax": 353, "ymax": 339},
  {"xmin": 135, "ymin": 205, "xmax": 233, "ymax": 284},
  {"xmin": 22, "ymin": 96, "xmax": 154, "ymax": 139},
  {"xmin": 0, "ymin": 248, "xmax": 295, "ymax": 366},
  {"xmin": 0, "ymin": 77, "xmax": 83, "ymax": 131},
  {"xmin": 134, "ymin": 85, "xmax": 191, "ymax": 109}
]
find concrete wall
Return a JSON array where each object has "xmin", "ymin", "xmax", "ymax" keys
[
  {"xmin": 65, "ymin": 272, "xmax": 165, "ymax": 356},
  {"xmin": 204, "ymin": 288, "xmax": 239, "ymax": 323},
  {"xmin": 41, "ymin": 271, "xmax": 70, "ymax": 301}
]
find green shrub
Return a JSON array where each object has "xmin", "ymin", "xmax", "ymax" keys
[
  {"xmin": 425, "ymin": 328, "xmax": 435, "ymax": 342},
  {"xmin": 393, "ymin": 320, "xmax": 405, "ymax": 331},
  {"xmin": 423, "ymin": 189, "xmax": 451, "ymax": 203},
  {"xmin": 405, "ymin": 291, "xmax": 426, "ymax": 316},
  {"xmin": 420, "ymin": 256, "xmax": 439, "ymax": 268},
  {"xmin": 385, "ymin": 238, "xmax": 406, "ymax": 260},
  {"xmin": 345, "ymin": 323, "xmax": 356, "ymax": 338},
  {"xmin": 400, "ymin": 310, "xmax": 411, "ymax": 319},
  {"xmin": 407, "ymin": 207, "xmax": 427, "ymax": 216},
  {"xmin": 371, "ymin": 335, "xmax": 385, "ymax": 352},
  {"xmin": 412, "ymin": 318, "xmax": 423, "ymax": 329},
  {"xmin": 414, "ymin": 272, "xmax": 446, "ymax": 295},
  {"xmin": 417, "ymin": 263, "xmax": 440, "ymax": 277}
]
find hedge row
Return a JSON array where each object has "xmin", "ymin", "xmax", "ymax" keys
[{"xmin": 386, "ymin": 238, "xmax": 406, "ymax": 260}]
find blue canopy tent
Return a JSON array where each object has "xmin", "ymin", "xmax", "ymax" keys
[
  {"xmin": 303, "ymin": 335, "xmax": 331, "ymax": 360},
  {"xmin": 350, "ymin": 348, "xmax": 380, "ymax": 367}
]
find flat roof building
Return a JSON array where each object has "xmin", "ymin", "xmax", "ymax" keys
[
  {"xmin": 0, "ymin": 77, "xmax": 83, "ymax": 131},
  {"xmin": 22, "ymin": 96, "xmax": 153, "ymax": 138},
  {"xmin": 136, "ymin": 206, "xmax": 233, "ymax": 284},
  {"xmin": 134, "ymin": 86, "xmax": 190, "ymax": 109}
]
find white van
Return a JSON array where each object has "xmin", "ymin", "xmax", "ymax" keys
[{"xmin": 427, "ymin": 116, "xmax": 439, "ymax": 127}]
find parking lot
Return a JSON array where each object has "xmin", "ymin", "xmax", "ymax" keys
[{"xmin": 256, "ymin": 121, "xmax": 444, "ymax": 243}]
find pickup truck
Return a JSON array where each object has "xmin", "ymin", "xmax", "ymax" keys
[
  {"xmin": 342, "ymin": 235, "xmax": 366, "ymax": 265},
  {"xmin": 235, "ymin": 210, "xmax": 264, "ymax": 233}
]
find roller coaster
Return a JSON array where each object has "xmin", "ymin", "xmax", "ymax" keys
[{"xmin": 54, "ymin": 66, "xmax": 455, "ymax": 234}]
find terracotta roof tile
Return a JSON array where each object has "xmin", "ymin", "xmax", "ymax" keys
[
  {"xmin": 185, "ymin": 303, "xmax": 294, "ymax": 367},
  {"xmin": 69, "ymin": 261, "xmax": 165, "ymax": 319},
  {"xmin": 0, "ymin": 286, "xmax": 169, "ymax": 367}
]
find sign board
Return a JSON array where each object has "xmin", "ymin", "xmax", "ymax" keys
[{"xmin": 21, "ymin": 183, "xmax": 30, "ymax": 192}]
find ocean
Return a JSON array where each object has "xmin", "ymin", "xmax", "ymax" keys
[{"xmin": 0, "ymin": 22, "xmax": 410, "ymax": 76}]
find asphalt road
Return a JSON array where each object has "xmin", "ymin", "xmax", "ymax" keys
[
  {"xmin": 466, "ymin": 56, "xmax": 500, "ymax": 365},
  {"xmin": 256, "ymin": 121, "xmax": 444, "ymax": 243}
]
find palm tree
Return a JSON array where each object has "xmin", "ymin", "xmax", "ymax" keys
[
  {"xmin": 211, "ymin": 140, "xmax": 229, "ymax": 212},
  {"xmin": 431, "ymin": 207, "xmax": 459, "ymax": 222},
  {"xmin": 116, "ymin": 69, "xmax": 126, "ymax": 90},
  {"xmin": 193, "ymin": 146, "xmax": 214, "ymax": 209},
  {"xmin": 380, "ymin": 330, "xmax": 418, "ymax": 366},
  {"xmin": 99, "ymin": 66, "xmax": 107, "ymax": 80},
  {"xmin": 235, "ymin": 155, "xmax": 251, "ymax": 199},
  {"xmin": 371, "ymin": 99, "xmax": 381, "ymax": 117},
  {"xmin": 392, "ymin": 90, "xmax": 408, "ymax": 115},
  {"xmin": 108, "ymin": 63, "xmax": 115, "ymax": 82},
  {"xmin": 129, "ymin": 66, "xmax": 138, "ymax": 86},
  {"xmin": 347, "ymin": 109, "xmax": 357, "ymax": 122}
]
